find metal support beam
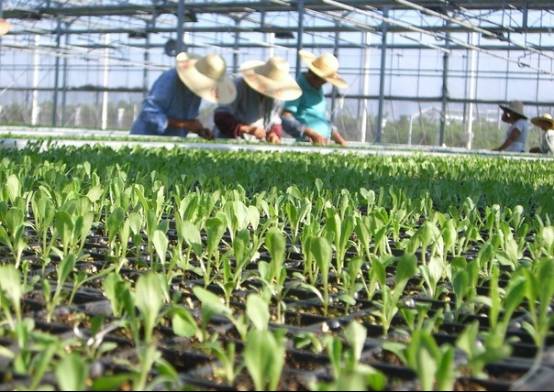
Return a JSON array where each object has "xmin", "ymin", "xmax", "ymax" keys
[
  {"xmin": 31, "ymin": 35, "xmax": 40, "ymax": 126},
  {"xmin": 4, "ymin": 1, "xmax": 554, "ymax": 20},
  {"xmin": 101, "ymin": 34, "xmax": 110, "ymax": 130},
  {"xmin": 51, "ymin": 19, "xmax": 61, "ymax": 127},
  {"xmin": 177, "ymin": 0, "xmax": 186, "ymax": 53},
  {"xmin": 295, "ymin": 0, "xmax": 305, "ymax": 78},
  {"xmin": 359, "ymin": 31, "xmax": 371, "ymax": 143},
  {"xmin": 233, "ymin": 18, "xmax": 240, "ymax": 74},
  {"xmin": 439, "ymin": 24, "xmax": 450, "ymax": 146},
  {"xmin": 465, "ymin": 32, "xmax": 478, "ymax": 150},
  {"xmin": 330, "ymin": 22, "xmax": 340, "ymax": 123},
  {"xmin": 60, "ymin": 24, "xmax": 70, "ymax": 126},
  {"xmin": 143, "ymin": 21, "xmax": 151, "ymax": 98},
  {"xmin": 11, "ymin": 25, "xmax": 554, "ymax": 37},
  {"xmin": 376, "ymin": 8, "xmax": 389, "ymax": 144}
]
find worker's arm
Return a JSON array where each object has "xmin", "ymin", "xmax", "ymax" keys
[
  {"xmin": 167, "ymin": 118, "xmax": 213, "ymax": 140},
  {"xmin": 331, "ymin": 129, "xmax": 347, "ymax": 146},
  {"xmin": 494, "ymin": 127, "xmax": 521, "ymax": 151}
]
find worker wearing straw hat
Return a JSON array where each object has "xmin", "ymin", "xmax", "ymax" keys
[
  {"xmin": 214, "ymin": 57, "xmax": 301, "ymax": 143},
  {"xmin": 529, "ymin": 114, "xmax": 554, "ymax": 155},
  {"xmin": 493, "ymin": 101, "xmax": 530, "ymax": 152},
  {"xmin": 131, "ymin": 52, "xmax": 236, "ymax": 138},
  {"xmin": 0, "ymin": 19, "xmax": 11, "ymax": 36},
  {"xmin": 281, "ymin": 50, "xmax": 348, "ymax": 146}
]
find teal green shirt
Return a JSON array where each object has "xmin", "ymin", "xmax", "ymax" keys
[{"xmin": 283, "ymin": 73, "xmax": 331, "ymax": 138}]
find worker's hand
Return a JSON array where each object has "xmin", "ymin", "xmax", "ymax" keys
[
  {"xmin": 267, "ymin": 132, "xmax": 281, "ymax": 144},
  {"xmin": 186, "ymin": 119, "xmax": 205, "ymax": 132},
  {"xmin": 336, "ymin": 138, "xmax": 348, "ymax": 147},
  {"xmin": 304, "ymin": 129, "xmax": 327, "ymax": 145},
  {"xmin": 194, "ymin": 128, "xmax": 214, "ymax": 140},
  {"xmin": 250, "ymin": 126, "xmax": 266, "ymax": 141},
  {"xmin": 168, "ymin": 118, "xmax": 205, "ymax": 131}
]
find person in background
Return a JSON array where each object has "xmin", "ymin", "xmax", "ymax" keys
[
  {"xmin": 0, "ymin": 19, "xmax": 11, "ymax": 36},
  {"xmin": 529, "ymin": 114, "xmax": 554, "ymax": 155},
  {"xmin": 281, "ymin": 50, "xmax": 348, "ymax": 146},
  {"xmin": 493, "ymin": 101, "xmax": 529, "ymax": 152},
  {"xmin": 214, "ymin": 57, "xmax": 301, "ymax": 144},
  {"xmin": 131, "ymin": 52, "xmax": 236, "ymax": 139}
]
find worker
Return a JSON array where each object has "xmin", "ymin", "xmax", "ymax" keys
[
  {"xmin": 131, "ymin": 52, "xmax": 236, "ymax": 139},
  {"xmin": 281, "ymin": 50, "xmax": 348, "ymax": 146},
  {"xmin": 0, "ymin": 19, "xmax": 11, "ymax": 36},
  {"xmin": 213, "ymin": 57, "xmax": 301, "ymax": 143},
  {"xmin": 529, "ymin": 114, "xmax": 554, "ymax": 155},
  {"xmin": 493, "ymin": 101, "xmax": 529, "ymax": 152}
]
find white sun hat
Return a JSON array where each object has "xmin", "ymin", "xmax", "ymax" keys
[
  {"xmin": 531, "ymin": 113, "xmax": 554, "ymax": 131},
  {"xmin": 499, "ymin": 101, "xmax": 527, "ymax": 119},
  {"xmin": 0, "ymin": 19, "xmax": 11, "ymax": 36},
  {"xmin": 299, "ymin": 50, "xmax": 348, "ymax": 89},
  {"xmin": 176, "ymin": 52, "xmax": 237, "ymax": 105},
  {"xmin": 240, "ymin": 57, "xmax": 302, "ymax": 101}
]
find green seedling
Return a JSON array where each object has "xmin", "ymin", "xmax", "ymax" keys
[
  {"xmin": 311, "ymin": 237, "xmax": 332, "ymax": 316},
  {"xmin": 44, "ymin": 253, "xmax": 77, "ymax": 323},
  {"xmin": 244, "ymin": 328, "xmax": 286, "ymax": 391},
  {"xmin": 55, "ymin": 353, "xmax": 89, "ymax": 391},
  {"xmin": 0, "ymin": 204, "xmax": 28, "ymax": 269},
  {"xmin": 384, "ymin": 330, "xmax": 456, "ymax": 391},
  {"xmin": 134, "ymin": 272, "xmax": 168, "ymax": 344},
  {"xmin": 0, "ymin": 265, "xmax": 24, "ymax": 328},
  {"xmin": 373, "ymin": 255, "xmax": 417, "ymax": 335},
  {"xmin": 313, "ymin": 321, "xmax": 386, "ymax": 391}
]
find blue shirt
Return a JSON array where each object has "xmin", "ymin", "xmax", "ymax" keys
[
  {"xmin": 130, "ymin": 68, "xmax": 201, "ymax": 137},
  {"xmin": 283, "ymin": 73, "xmax": 331, "ymax": 138}
]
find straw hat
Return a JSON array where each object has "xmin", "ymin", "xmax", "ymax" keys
[
  {"xmin": 531, "ymin": 114, "xmax": 554, "ymax": 130},
  {"xmin": 499, "ymin": 101, "xmax": 527, "ymax": 119},
  {"xmin": 0, "ymin": 19, "xmax": 11, "ymax": 36},
  {"xmin": 240, "ymin": 57, "xmax": 302, "ymax": 101},
  {"xmin": 176, "ymin": 52, "xmax": 236, "ymax": 105},
  {"xmin": 299, "ymin": 50, "xmax": 348, "ymax": 89}
]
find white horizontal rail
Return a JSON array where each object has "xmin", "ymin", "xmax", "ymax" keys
[{"xmin": 1, "ymin": 135, "xmax": 553, "ymax": 162}]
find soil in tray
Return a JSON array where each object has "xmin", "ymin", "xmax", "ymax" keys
[{"xmin": 184, "ymin": 364, "xmax": 312, "ymax": 391}]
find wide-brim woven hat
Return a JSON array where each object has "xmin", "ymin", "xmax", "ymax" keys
[
  {"xmin": 176, "ymin": 52, "xmax": 237, "ymax": 105},
  {"xmin": 0, "ymin": 19, "xmax": 11, "ymax": 36},
  {"xmin": 240, "ymin": 57, "xmax": 302, "ymax": 101},
  {"xmin": 531, "ymin": 113, "xmax": 554, "ymax": 130},
  {"xmin": 299, "ymin": 50, "xmax": 348, "ymax": 89},
  {"xmin": 499, "ymin": 101, "xmax": 527, "ymax": 119}
]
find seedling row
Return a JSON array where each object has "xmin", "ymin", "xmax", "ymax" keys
[{"xmin": 0, "ymin": 146, "xmax": 553, "ymax": 390}]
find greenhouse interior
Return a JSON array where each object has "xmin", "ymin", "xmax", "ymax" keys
[{"xmin": 0, "ymin": 0, "xmax": 554, "ymax": 391}]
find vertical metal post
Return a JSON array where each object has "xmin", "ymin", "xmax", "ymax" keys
[
  {"xmin": 60, "ymin": 24, "xmax": 70, "ymax": 126},
  {"xmin": 233, "ymin": 18, "xmax": 240, "ymax": 74},
  {"xmin": 295, "ymin": 0, "xmax": 305, "ymax": 78},
  {"xmin": 359, "ymin": 31, "xmax": 371, "ymax": 143},
  {"xmin": 143, "ymin": 22, "xmax": 151, "ymax": 98},
  {"xmin": 52, "ymin": 19, "xmax": 62, "ymax": 127},
  {"xmin": 31, "ymin": 35, "xmax": 40, "ymax": 126},
  {"xmin": 439, "ymin": 24, "xmax": 450, "ymax": 147},
  {"xmin": 465, "ymin": 32, "xmax": 477, "ymax": 150},
  {"xmin": 0, "ymin": 0, "xmax": 3, "ymax": 75},
  {"xmin": 176, "ymin": 0, "xmax": 185, "ymax": 53},
  {"xmin": 268, "ymin": 32, "xmax": 275, "ymax": 58},
  {"xmin": 101, "ymin": 34, "xmax": 110, "ymax": 130},
  {"xmin": 261, "ymin": 10, "xmax": 276, "ymax": 58},
  {"xmin": 376, "ymin": 8, "xmax": 389, "ymax": 144},
  {"xmin": 330, "ymin": 22, "xmax": 340, "ymax": 123},
  {"xmin": 502, "ymin": 47, "xmax": 510, "ymax": 128},
  {"xmin": 261, "ymin": 11, "xmax": 267, "ymax": 59}
]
